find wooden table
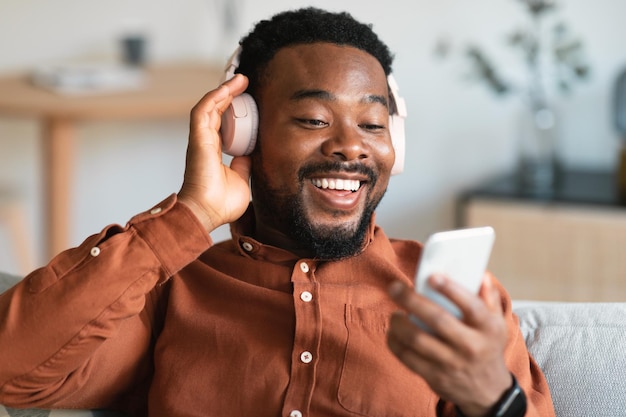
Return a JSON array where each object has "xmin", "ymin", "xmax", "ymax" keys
[{"xmin": 0, "ymin": 62, "xmax": 222, "ymax": 261}]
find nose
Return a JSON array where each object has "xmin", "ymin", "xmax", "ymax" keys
[{"xmin": 321, "ymin": 122, "xmax": 368, "ymax": 164}]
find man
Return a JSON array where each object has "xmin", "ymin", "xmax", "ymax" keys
[{"xmin": 0, "ymin": 7, "xmax": 554, "ymax": 417}]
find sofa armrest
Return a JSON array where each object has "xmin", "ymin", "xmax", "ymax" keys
[{"xmin": 513, "ymin": 301, "xmax": 626, "ymax": 417}]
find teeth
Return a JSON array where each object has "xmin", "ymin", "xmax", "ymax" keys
[{"xmin": 311, "ymin": 178, "xmax": 361, "ymax": 191}]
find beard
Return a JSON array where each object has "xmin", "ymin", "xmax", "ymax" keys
[{"xmin": 251, "ymin": 160, "xmax": 386, "ymax": 260}]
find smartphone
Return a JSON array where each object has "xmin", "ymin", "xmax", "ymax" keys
[{"xmin": 412, "ymin": 226, "xmax": 495, "ymax": 328}]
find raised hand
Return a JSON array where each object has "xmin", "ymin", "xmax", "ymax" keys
[{"xmin": 178, "ymin": 74, "xmax": 252, "ymax": 233}]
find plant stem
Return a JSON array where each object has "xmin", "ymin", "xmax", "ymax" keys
[{"xmin": 528, "ymin": 13, "xmax": 547, "ymax": 110}]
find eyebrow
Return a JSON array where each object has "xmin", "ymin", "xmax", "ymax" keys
[{"xmin": 290, "ymin": 89, "xmax": 389, "ymax": 108}]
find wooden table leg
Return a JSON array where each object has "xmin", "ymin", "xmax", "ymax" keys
[{"xmin": 42, "ymin": 118, "xmax": 73, "ymax": 261}]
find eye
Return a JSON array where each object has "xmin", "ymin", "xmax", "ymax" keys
[
  {"xmin": 359, "ymin": 123, "xmax": 386, "ymax": 131},
  {"xmin": 297, "ymin": 118, "xmax": 329, "ymax": 128}
]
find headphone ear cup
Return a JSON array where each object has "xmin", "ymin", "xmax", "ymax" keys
[
  {"xmin": 220, "ymin": 93, "xmax": 259, "ymax": 156},
  {"xmin": 389, "ymin": 114, "xmax": 406, "ymax": 175},
  {"xmin": 386, "ymin": 74, "xmax": 407, "ymax": 176}
]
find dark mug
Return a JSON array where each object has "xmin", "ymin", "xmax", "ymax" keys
[{"xmin": 121, "ymin": 35, "xmax": 146, "ymax": 67}]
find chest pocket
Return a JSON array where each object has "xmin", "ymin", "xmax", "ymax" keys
[{"xmin": 337, "ymin": 305, "xmax": 435, "ymax": 417}]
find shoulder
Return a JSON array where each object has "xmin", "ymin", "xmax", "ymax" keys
[{"xmin": 369, "ymin": 225, "xmax": 423, "ymax": 281}]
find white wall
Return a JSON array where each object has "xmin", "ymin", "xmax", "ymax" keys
[{"xmin": 0, "ymin": 0, "xmax": 624, "ymax": 275}]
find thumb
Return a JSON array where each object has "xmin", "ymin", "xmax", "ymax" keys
[
  {"xmin": 230, "ymin": 155, "xmax": 252, "ymax": 184},
  {"xmin": 479, "ymin": 273, "xmax": 503, "ymax": 313}
]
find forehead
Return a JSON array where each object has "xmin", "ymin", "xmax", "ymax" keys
[{"xmin": 259, "ymin": 43, "xmax": 389, "ymax": 99}]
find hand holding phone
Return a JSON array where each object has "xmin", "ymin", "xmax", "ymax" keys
[{"xmin": 412, "ymin": 226, "xmax": 495, "ymax": 329}]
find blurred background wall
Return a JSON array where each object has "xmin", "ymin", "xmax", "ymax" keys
[{"xmin": 0, "ymin": 0, "xmax": 624, "ymax": 275}]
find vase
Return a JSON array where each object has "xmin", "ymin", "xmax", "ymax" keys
[
  {"xmin": 516, "ymin": 104, "xmax": 560, "ymax": 194},
  {"xmin": 618, "ymin": 145, "xmax": 626, "ymax": 202}
]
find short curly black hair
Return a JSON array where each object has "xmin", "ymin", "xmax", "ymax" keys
[{"xmin": 236, "ymin": 7, "xmax": 394, "ymax": 96}]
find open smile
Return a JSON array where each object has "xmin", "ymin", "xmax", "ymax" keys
[
  {"xmin": 310, "ymin": 178, "xmax": 361, "ymax": 191},
  {"xmin": 307, "ymin": 175, "xmax": 367, "ymax": 211}
]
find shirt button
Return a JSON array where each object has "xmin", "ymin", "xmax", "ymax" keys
[
  {"xmin": 300, "ymin": 351, "xmax": 313, "ymax": 364},
  {"xmin": 150, "ymin": 207, "xmax": 162, "ymax": 215},
  {"xmin": 299, "ymin": 262, "xmax": 309, "ymax": 273},
  {"xmin": 242, "ymin": 242, "xmax": 254, "ymax": 252},
  {"xmin": 90, "ymin": 247, "xmax": 101, "ymax": 257},
  {"xmin": 300, "ymin": 291, "xmax": 313, "ymax": 302},
  {"xmin": 289, "ymin": 410, "xmax": 303, "ymax": 417}
]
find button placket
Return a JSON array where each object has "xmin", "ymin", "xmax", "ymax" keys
[
  {"xmin": 284, "ymin": 259, "xmax": 318, "ymax": 416},
  {"xmin": 296, "ymin": 266, "xmax": 314, "ymax": 368}
]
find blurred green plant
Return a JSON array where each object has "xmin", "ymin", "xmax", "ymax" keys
[{"xmin": 437, "ymin": 0, "xmax": 590, "ymax": 109}]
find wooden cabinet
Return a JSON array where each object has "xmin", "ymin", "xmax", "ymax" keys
[{"xmin": 458, "ymin": 170, "xmax": 626, "ymax": 301}]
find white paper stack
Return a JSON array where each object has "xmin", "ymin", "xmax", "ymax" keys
[{"xmin": 31, "ymin": 62, "xmax": 146, "ymax": 95}]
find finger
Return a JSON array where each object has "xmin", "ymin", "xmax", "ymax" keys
[
  {"xmin": 387, "ymin": 311, "xmax": 457, "ymax": 372},
  {"xmin": 190, "ymin": 74, "xmax": 249, "ymax": 132},
  {"xmin": 388, "ymin": 281, "xmax": 444, "ymax": 322},
  {"xmin": 427, "ymin": 274, "xmax": 491, "ymax": 329},
  {"xmin": 187, "ymin": 74, "xmax": 249, "ymax": 167},
  {"xmin": 387, "ymin": 331, "xmax": 438, "ymax": 376},
  {"xmin": 388, "ymin": 280, "xmax": 469, "ymax": 344},
  {"xmin": 387, "ymin": 333, "xmax": 456, "ymax": 399},
  {"xmin": 430, "ymin": 275, "xmax": 509, "ymax": 361}
]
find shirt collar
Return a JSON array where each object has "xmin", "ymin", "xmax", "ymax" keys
[{"xmin": 229, "ymin": 203, "xmax": 377, "ymax": 261}]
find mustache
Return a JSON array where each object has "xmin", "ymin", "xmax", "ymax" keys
[{"xmin": 298, "ymin": 161, "xmax": 377, "ymax": 183}]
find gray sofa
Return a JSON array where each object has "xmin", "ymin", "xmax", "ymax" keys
[
  {"xmin": 1, "ymin": 272, "xmax": 625, "ymax": 417},
  {"xmin": 513, "ymin": 301, "xmax": 626, "ymax": 416}
]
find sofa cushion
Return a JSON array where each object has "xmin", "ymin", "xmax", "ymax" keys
[
  {"xmin": 514, "ymin": 301, "xmax": 626, "ymax": 417},
  {"xmin": 0, "ymin": 271, "xmax": 20, "ymax": 293},
  {"xmin": 0, "ymin": 407, "xmax": 126, "ymax": 417}
]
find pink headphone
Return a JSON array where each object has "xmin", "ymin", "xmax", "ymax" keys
[{"xmin": 219, "ymin": 47, "xmax": 407, "ymax": 175}]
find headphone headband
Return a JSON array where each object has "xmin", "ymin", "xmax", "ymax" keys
[{"xmin": 222, "ymin": 46, "xmax": 242, "ymax": 82}]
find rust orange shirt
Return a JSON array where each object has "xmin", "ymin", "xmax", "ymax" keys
[{"xmin": 0, "ymin": 195, "xmax": 555, "ymax": 416}]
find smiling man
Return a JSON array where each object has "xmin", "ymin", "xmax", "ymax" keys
[{"xmin": 0, "ymin": 7, "xmax": 554, "ymax": 417}]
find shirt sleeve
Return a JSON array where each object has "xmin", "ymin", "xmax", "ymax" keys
[
  {"xmin": 435, "ymin": 273, "xmax": 556, "ymax": 416},
  {"xmin": 0, "ymin": 194, "xmax": 212, "ymax": 410}
]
